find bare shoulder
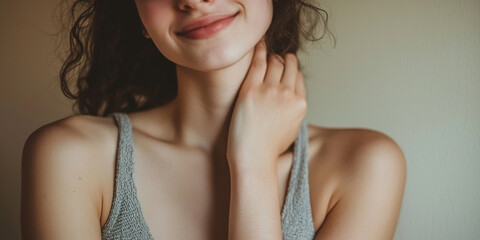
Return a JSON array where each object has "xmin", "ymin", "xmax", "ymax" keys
[
  {"xmin": 306, "ymin": 124, "xmax": 406, "ymax": 182},
  {"xmin": 23, "ymin": 114, "xmax": 117, "ymax": 173},
  {"xmin": 25, "ymin": 114, "xmax": 117, "ymax": 143},
  {"xmin": 21, "ymin": 114, "xmax": 117, "ymax": 239},
  {"xmin": 306, "ymin": 124, "xmax": 407, "ymax": 239},
  {"xmin": 321, "ymin": 125, "xmax": 406, "ymax": 182},
  {"xmin": 25, "ymin": 114, "xmax": 114, "ymax": 146}
]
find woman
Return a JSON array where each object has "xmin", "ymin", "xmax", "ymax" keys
[{"xmin": 21, "ymin": 0, "xmax": 407, "ymax": 239}]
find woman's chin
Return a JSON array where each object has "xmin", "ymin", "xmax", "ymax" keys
[
  {"xmin": 180, "ymin": 50, "xmax": 250, "ymax": 72},
  {"xmin": 189, "ymin": 60, "xmax": 238, "ymax": 72}
]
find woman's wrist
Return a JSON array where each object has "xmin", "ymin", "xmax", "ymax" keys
[{"xmin": 227, "ymin": 153, "xmax": 278, "ymax": 178}]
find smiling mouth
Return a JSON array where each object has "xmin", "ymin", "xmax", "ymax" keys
[{"xmin": 176, "ymin": 12, "xmax": 239, "ymax": 40}]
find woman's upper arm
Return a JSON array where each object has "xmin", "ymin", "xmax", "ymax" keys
[
  {"xmin": 21, "ymin": 118, "xmax": 103, "ymax": 240},
  {"xmin": 314, "ymin": 131, "xmax": 407, "ymax": 240}
]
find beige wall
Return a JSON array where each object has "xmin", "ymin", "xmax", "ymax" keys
[
  {"xmin": 1, "ymin": 0, "xmax": 479, "ymax": 239},
  {"xmin": 1, "ymin": 0, "xmax": 73, "ymax": 239},
  {"xmin": 299, "ymin": 0, "xmax": 480, "ymax": 239}
]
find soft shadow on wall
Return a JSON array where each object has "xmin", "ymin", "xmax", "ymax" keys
[{"xmin": 0, "ymin": 0, "xmax": 73, "ymax": 238}]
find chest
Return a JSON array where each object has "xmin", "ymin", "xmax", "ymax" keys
[
  {"xmin": 131, "ymin": 146, "xmax": 295, "ymax": 240},
  {"xmin": 100, "ymin": 136, "xmax": 335, "ymax": 239}
]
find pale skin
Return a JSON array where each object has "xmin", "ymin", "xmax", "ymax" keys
[{"xmin": 21, "ymin": 0, "xmax": 407, "ymax": 239}]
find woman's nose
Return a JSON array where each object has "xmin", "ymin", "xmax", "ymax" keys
[{"xmin": 177, "ymin": 0, "xmax": 214, "ymax": 12}]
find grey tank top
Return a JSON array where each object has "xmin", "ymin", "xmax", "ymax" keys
[{"xmin": 101, "ymin": 112, "xmax": 316, "ymax": 240}]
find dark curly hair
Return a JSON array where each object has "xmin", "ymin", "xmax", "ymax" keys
[{"xmin": 56, "ymin": 0, "xmax": 335, "ymax": 116}]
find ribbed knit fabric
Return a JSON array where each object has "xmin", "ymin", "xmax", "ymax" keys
[
  {"xmin": 101, "ymin": 112, "xmax": 315, "ymax": 240},
  {"xmin": 101, "ymin": 113, "xmax": 154, "ymax": 240},
  {"xmin": 280, "ymin": 117, "xmax": 316, "ymax": 240}
]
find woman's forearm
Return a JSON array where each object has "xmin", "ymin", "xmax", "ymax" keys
[{"xmin": 228, "ymin": 159, "xmax": 282, "ymax": 240}]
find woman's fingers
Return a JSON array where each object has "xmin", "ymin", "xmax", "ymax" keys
[
  {"xmin": 295, "ymin": 71, "xmax": 306, "ymax": 98},
  {"xmin": 264, "ymin": 54, "xmax": 284, "ymax": 85},
  {"xmin": 245, "ymin": 38, "xmax": 268, "ymax": 87},
  {"xmin": 280, "ymin": 53, "xmax": 298, "ymax": 89},
  {"xmin": 245, "ymin": 38, "xmax": 303, "ymax": 97}
]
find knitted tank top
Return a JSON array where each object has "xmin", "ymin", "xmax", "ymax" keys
[{"xmin": 101, "ymin": 112, "xmax": 316, "ymax": 239}]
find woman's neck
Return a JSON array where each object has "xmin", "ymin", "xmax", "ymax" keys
[{"xmin": 163, "ymin": 48, "xmax": 255, "ymax": 154}]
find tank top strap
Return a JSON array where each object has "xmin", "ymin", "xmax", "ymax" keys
[
  {"xmin": 111, "ymin": 112, "xmax": 135, "ymax": 181},
  {"xmin": 281, "ymin": 118, "xmax": 316, "ymax": 239},
  {"xmin": 101, "ymin": 112, "xmax": 154, "ymax": 239}
]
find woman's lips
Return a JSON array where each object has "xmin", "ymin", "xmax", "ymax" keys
[{"xmin": 177, "ymin": 12, "xmax": 239, "ymax": 40}]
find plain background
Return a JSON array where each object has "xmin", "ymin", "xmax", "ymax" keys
[{"xmin": 1, "ymin": 0, "xmax": 479, "ymax": 239}]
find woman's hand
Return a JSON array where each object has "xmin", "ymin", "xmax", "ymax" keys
[{"xmin": 226, "ymin": 38, "xmax": 307, "ymax": 172}]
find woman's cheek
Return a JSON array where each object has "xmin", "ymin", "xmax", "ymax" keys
[{"xmin": 135, "ymin": 1, "xmax": 172, "ymax": 36}]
